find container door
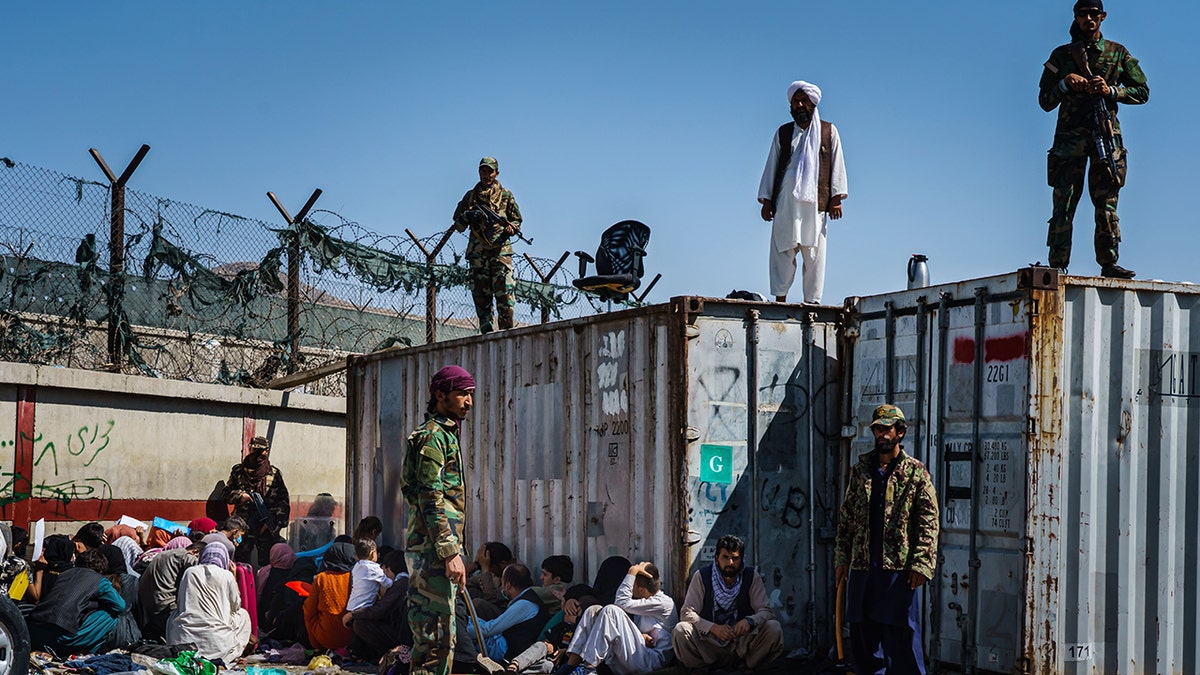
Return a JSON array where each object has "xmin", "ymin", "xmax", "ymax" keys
[
  {"xmin": 684, "ymin": 307, "xmax": 840, "ymax": 654},
  {"xmin": 847, "ymin": 282, "xmax": 1032, "ymax": 674}
]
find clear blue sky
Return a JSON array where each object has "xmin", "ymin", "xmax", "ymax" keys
[{"xmin": 5, "ymin": 2, "xmax": 1197, "ymax": 304}]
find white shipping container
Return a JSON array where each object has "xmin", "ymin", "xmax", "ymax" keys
[
  {"xmin": 845, "ymin": 267, "xmax": 1200, "ymax": 675},
  {"xmin": 346, "ymin": 297, "xmax": 844, "ymax": 652}
]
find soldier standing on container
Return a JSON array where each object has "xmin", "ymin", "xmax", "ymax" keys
[
  {"xmin": 402, "ymin": 365, "xmax": 475, "ymax": 675},
  {"xmin": 835, "ymin": 405, "xmax": 939, "ymax": 675},
  {"xmin": 757, "ymin": 80, "xmax": 848, "ymax": 304},
  {"xmin": 1039, "ymin": 0, "xmax": 1149, "ymax": 278},
  {"xmin": 452, "ymin": 157, "xmax": 524, "ymax": 334}
]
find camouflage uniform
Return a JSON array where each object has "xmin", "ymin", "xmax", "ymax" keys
[
  {"xmin": 1039, "ymin": 34, "xmax": 1149, "ymax": 270},
  {"xmin": 222, "ymin": 463, "xmax": 290, "ymax": 565},
  {"xmin": 834, "ymin": 449, "xmax": 939, "ymax": 580},
  {"xmin": 452, "ymin": 182, "xmax": 523, "ymax": 334},
  {"xmin": 401, "ymin": 415, "xmax": 467, "ymax": 675}
]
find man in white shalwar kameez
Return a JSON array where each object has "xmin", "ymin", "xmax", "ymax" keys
[{"xmin": 757, "ymin": 80, "xmax": 848, "ymax": 304}]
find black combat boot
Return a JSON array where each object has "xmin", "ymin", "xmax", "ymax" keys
[{"xmin": 1100, "ymin": 263, "xmax": 1136, "ymax": 279}]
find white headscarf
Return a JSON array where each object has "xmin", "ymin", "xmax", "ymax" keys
[{"xmin": 786, "ymin": 80, "xmax": 823, "ymax": 203}]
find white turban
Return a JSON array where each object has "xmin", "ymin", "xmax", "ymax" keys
[
  {"xmin": 787, "ymin": 80, "xmax": 822, "ymax": 106},
  {"xmin": 786, "ymin": 80, "xmax": 823, "ymax": 203}
]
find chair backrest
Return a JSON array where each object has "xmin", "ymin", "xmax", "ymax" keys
[{"xmin": 594, "ymin": 220, "xmax": 650, "ymax": 278}]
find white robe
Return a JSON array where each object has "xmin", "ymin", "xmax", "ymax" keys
[
  {"xmin": 757, "ymin": 121, "xmax": 847, "ymax": 300},
  {"xmin": 167, "ymin": 564, "xmax": 252, "ymax": 665}
]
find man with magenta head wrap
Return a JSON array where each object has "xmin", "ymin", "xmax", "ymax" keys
[
  {"xmin": 757, "ymin": 80, "xmax": 848, "ymax": 304},
  {"xmin": 402, "ymin": 365, "xmax": 476, "ymax": 675}
]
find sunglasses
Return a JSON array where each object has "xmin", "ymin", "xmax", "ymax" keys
[{"xmin": 1075, "ymin": 9, "xmax": 1104, "ymax": 17}]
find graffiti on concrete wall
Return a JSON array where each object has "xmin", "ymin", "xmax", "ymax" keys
[{"xmin": 0, "ymin": 420, "xmax": 117, "ymax": 512}]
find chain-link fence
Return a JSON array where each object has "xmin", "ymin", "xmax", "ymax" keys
[{"xmin": 0, "ymin": 158, "xmax": 632, "ymax": 396}]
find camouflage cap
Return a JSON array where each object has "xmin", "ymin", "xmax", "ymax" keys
[
  {"xmin": 870, "ymin": 404, "xmax": 906, "ymax": 427},
  {"xmin": 479, "ymin": 156, "xmax": 499, "ymax": 171},
  {"xmin": 248, "ymin": 435, "xmax": 270, "ymax": 450}
]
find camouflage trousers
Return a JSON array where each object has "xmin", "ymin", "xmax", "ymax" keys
[
  {"xmin": 1046, "ymin": 135, "xmax": 1128, "ymax": 269},
  {"xmin": 407, "ymin": 552, "xmax": 457, "ymax": 675},
  {"xmin": 468, "ymin": 253, "xmax": 515, "ymax": 334}
]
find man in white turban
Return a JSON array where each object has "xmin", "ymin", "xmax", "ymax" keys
[{"xmin": 757, "ymin": 80, "xmax": 848, "ymax": 303}]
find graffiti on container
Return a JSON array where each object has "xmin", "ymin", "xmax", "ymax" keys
[
  {"xmin": 760, "ymin": 478, "xmax": 807, "ymax": 529},
  {"xmin": 951, "ymin": 332, "xmax": 1028, "ymax": 365},
  {"xmin": 860, "ymin": 356, "xmax": 919, "ymax": 397},
  {"xmin": 767, "ymin": 567, "xmax": 796, "ymax": 621},
  {"xmin": 1145, "ymin": 349, "xmax": 1200, "ymax": 402},
  {"xmin": 0, "ymin": 420, "xmax": 118, "ymax": 513},
  {"xmin": 597, "ymin": 330, "xmax": 628, "ymax": 414}
]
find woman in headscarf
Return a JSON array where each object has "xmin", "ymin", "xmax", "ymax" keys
[
  {"xmin": 133, "ymin": 527, "xmax": 182, "ymax": 573},
  {"xmin": 28, "ymin": 549, "xmax": 125, "ymax": 654},
  {"xmin": 303, "ymin": 541, "xmax": 355, "ymax": 649},
  {"xmin": 167, "ymin": 542, "xmax": 252, "ymax": 665},
  {"xmin": 188, "ymin": 517, "xmax": 219, "ymax": 535},
  {"xmin": 98, "ymin": 545, "xmax": 142, "ymax": 649},
  {"xmin": 110, "ymin": 536, "xmax": 143, "ymax": 577},
  {"xmin": 257, "ymin": 543, "xmax": 296, "ymax": 608},
  {"xmin": 102, "ymin": 524, "xmax": 141, "ymax": 546},
  {"xmin": 264, "ymin": 556, "xmax": 316, "ymax": 644},
  {"xmin": 26, "ymin": 534, "xmax": 75, "ymax": 602}
]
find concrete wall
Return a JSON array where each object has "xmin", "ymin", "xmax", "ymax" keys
[{"xmin": 0, "ymin": 362, "xmax": 346, "ymax": 538}]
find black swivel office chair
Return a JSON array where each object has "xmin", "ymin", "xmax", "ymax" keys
[{"xmin": 572, "ymin": 220, "xmax": 655, "ymax": 303}]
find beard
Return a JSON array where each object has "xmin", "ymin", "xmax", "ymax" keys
[
  {"xmin": 791, "ymin": 107, "xmax": 813, "ymax": 126},
  {"xmin": 720, "ymin": 564, "xmax": 742, "ymax": 582},
  {"xmin": 875, "ymin": 437, "xmax": 899, "ymax": 454}
]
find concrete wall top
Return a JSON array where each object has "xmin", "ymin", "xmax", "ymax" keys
[{"xmin": 0, "ymin": 362, "xmax": 344, "ymax": 414}]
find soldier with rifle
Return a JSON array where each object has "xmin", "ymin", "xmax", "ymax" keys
[
  {"xmin": 452, "ymin": 157, "xmax": 525, "ymax": 334},
  {"xmin": 1039, "ymin": 0, "xmax": 1149, "ymax": 279},
  {"xmin": 223, "ymin": 435, "xmax": 290, "ymax": 565}
]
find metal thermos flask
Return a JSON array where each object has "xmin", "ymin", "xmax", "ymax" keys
[{"xmin": 907, "ymin": 254, "xmax": 929, "ymax": 290}]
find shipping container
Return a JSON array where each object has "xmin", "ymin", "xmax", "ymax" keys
[
  {"xmin": 347, "ymin": 297, "xmax": 844, "ymax": 651},
  {"xmin": 843, "ymin": 267, "xmax": 1200, "ymax": 675}
]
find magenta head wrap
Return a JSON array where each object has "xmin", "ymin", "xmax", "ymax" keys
[{"xmin": 431, "ymin": 365, "xmax": 475, "ymax": 394}]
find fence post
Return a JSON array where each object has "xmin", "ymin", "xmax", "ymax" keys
[
  {"xmin": 405, "ymin": 228, "xmax": 456, "ymax": 344},
  {"xmin": 523, "ymin": 251, "xmax": 570, "ymax": 323},
  {"xmin": 266, "ymin": 189, "xmax": 322, "ymax": 373},
  {"xmin": 89, "ymin": 144, "xmax": 150, "ymax": 371}
]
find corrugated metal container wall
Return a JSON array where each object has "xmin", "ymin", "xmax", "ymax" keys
[
  {"xmin": 347, "ymin": 297, "xmax": 844, "ymax": 651},
  {"xmin": 844, "ymin": 268, "xmax": 1200, "ymax": 675}
]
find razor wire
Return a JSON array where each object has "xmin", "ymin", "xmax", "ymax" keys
[{"xmin": 0, "ymin": 159, "xmax": 630, "ymax": 396}]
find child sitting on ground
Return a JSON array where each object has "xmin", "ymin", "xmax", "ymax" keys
[{"xmin": 346, "ymin": 538, "xmax": 392, "ymax": 612}]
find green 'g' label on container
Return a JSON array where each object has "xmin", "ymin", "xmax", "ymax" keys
[{"xmin": 699, "ymin": 444, "xmax": 733, "ymax": 484}]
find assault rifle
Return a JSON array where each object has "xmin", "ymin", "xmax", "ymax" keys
[
  {"xmin": 249, "ymin": 491, "xmax": 277, "ymax": 535},
  {"xmin": 1069, "ymin": 41, "xmax": 1123, "ymax": 187},
  {"xmin": 467, "ymin": 202, "xmax": 534, "ymax": 247}
]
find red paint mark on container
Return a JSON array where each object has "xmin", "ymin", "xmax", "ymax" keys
[{"xmin": 953, "ymin": 333, "xmax": 1028, "ymax": 364}]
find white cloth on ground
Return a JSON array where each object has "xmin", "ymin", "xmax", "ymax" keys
[
  {"xmin": 167, "ymin": 563, "xmax": 252, "ymax": 665},
  {"xmin": 347, "ymin": 559, "xmax": 393, "ymax": 612}
]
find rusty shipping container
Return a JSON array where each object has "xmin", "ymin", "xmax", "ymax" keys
[
  {"xmin": 844, "ymin": 267, "xmax": 1200, "ymax": 675},
  {"xmin": 347, "ymin": 297, "xmax": 843, "ymax": 650}
]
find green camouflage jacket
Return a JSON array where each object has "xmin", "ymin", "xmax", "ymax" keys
[
  {"xmin": 222, "ymin": 465, "xmax": 290, "ymax": 535},
  {"xmin": 452, "ymin": 181, "xmax": 523, "ymax": 258},
  {"xmin": 834, "ymin": 449, "xmax": 939, "ymax": 580},
  {"xmin": 401, "ymin": 415, "xmax": 467, "ymax": 560},
  {"xmin": 1038, "ymin": 35, "xmax": 1149, "ymax": 137}
]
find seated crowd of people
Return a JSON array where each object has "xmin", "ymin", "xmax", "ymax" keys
[
  {"xmin": 446, "ymin": 535, "xmax": 784, "ymax": 675},
  {"xmin": 0, "ymin": 520, "xmax": 782, "ymax": 675},
  {"xmin": 0, "ymin": 516, "xmax": 413, "ymax": 667}
]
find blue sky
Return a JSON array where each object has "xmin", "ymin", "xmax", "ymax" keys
[{"xmin": 5, "ymin": 2, "xmax": 1197, "ymax": 304}]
